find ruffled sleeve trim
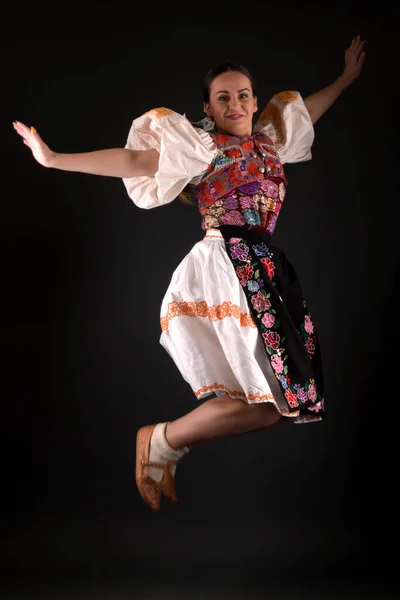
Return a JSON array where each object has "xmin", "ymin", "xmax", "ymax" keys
[
  {"xmin": 254, "ymin": 91, "xmax": 314, "ymax": 164},
  {"xmin": 195, "ymin": 128, "xmax": 216, "ymax": 153}
]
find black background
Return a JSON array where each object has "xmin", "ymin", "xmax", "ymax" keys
[{"xmin": 2, "ymin": 3, "xmax": 398, "ymax": 598}]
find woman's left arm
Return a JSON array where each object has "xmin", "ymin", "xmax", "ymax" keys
[{"xmin": 304, "ymin": 35, "xmax": 366, "ymax": 124}]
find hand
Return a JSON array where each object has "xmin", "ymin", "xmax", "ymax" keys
[
  {"xmin": 342, "ymin": 35, "xmax": 366, "ymax": 85},
  {"xmin": 13, "ymin": 121, "xmax": 56, "ymax": 168}
]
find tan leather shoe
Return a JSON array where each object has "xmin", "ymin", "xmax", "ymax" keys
[{"xmin": 135, "ymin": 424, "xmax": 178, "ymax": 510}]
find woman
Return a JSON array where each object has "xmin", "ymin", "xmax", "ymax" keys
[{"xmin": 13, "ymin": 36, "xmax": 366, "ymax": 511}]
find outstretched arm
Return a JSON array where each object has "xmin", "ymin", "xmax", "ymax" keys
[
  {"xmin": 304, "ymin": 35, "xmax": 366, "ymax": 124},
  {"xmin": 13, "ymin": 121, "xmax": 159, "ymax": 178}
]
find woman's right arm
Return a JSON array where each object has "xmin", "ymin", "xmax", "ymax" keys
[{"xmin": 12, "ymin": 121, "xmax": 159, "ymax": 178}]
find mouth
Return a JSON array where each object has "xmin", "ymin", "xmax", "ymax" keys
[{"xmin": 226, "ymin": 114, "xmax": 244, "ymax": 121}]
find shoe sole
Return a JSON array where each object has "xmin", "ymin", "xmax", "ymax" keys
[{"xmin": 135, "ymin": 424, "xmax": 160, "ymax": 510}]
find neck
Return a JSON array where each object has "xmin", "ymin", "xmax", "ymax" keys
[{"xmin": 216, "ymin": 126, "xmax": 252, "ymax": 137}]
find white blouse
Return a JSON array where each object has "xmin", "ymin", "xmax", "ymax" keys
[{"xmin": 122, "ymin": 92, "xmax": 314, "ymax": 210}]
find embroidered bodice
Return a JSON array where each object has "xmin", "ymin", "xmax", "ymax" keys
[{"xmin": 193, "ymin": 132, "xmax": 288, "ymax": 235}]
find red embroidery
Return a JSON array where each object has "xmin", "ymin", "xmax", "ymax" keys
[{"xmin": 195, "ymin": 132, "xmax": 287, "ymax": 213}]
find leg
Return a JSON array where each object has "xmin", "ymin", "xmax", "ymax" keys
[
  {"xmin": 166, "ymin": 393, "xmax": 284, "ymax": 449},
  {"xmin": 136, "ymin": 394, "xmax": 286, "ymax": 510}
]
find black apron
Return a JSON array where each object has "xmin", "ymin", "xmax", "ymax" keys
[{"xmin": 219, "ymin": 225, "xmax": 325, "ymax": 420}]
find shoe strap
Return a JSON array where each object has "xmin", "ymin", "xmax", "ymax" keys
[{"xmin": 141, "ymin": 459, "xmax": 178, "ymax": 469}]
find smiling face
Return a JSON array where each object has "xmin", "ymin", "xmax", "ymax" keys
[{"xmin": 204, "ymin": 70, "xmax": 258, "ymax": 137}]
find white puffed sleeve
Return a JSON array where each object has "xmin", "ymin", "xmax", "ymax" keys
[
  {"xmin": 253, "ymin": 91, "xmax": 314, "ymax": 164},
  {"xmin": 122, "ymin": 107, "xmax": 217, "ymax": 209}
]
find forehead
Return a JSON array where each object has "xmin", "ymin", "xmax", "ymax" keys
[{"xmin": 209, "ymin": 71, "xmax": 252, "ymax": 94}]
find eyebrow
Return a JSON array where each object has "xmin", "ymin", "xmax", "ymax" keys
[{"xmin": 216, "ymin": 88, "xmax": 251, "ymax": 94}]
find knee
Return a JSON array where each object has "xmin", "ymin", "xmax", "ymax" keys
[{"xmin": 257, "ymin": 402, "xmax": 282, "ymax": 428}]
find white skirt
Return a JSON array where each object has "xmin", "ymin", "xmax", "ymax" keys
[{"xmin": 159, "ymin": 229, "xmax": 305, "ymax": 420}]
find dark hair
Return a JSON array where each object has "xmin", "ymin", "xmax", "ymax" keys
[{"xmin": 179, "ymin": 62, "xmax": 257, "ymax": 206}]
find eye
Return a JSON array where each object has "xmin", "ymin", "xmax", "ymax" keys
[
  {"xmin": 217, "ymin": 95, "xmax": 227, "ymax": 102},
  {"xmin": 240, "ymin": 93, "xmax": 249, "ymax": 99}
]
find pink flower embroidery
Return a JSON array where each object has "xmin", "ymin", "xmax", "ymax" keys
[
  {"xmin": 230, "ymin": 243, "xmax": 249, "ymax": 261},
  {"xmin": 308, "ymin": 401, "xmax": 322, "ymax": 412},
  {"xmin": 261, "ymin": 312, "xmax": 275, "ymax": 328},
  {"xmin": 221, "ymin": 210, "xmax": 246, "ymax": 226},
  {"xmin": 251, "ymin": 291, "xmax": 271, "ymax": 312},
  {"xmin": 239, "ymin": 195, "xmax": 252, "ymax": 209},
  {"xmin": 305, "ymin": 337, "xmax": 315, "ymax": 356},
  {"xmin": 307, "ymin": 384, "xmax": 317, "ymax": 402},
  {"xmin": 260, "ymin": 179, "xmax": 279, "ymax": 198},
  {"xmin": 304, "ymin": 315, "xmax": 314, "ymax": 334},
  {"xmin": 271, "ymin": 354, "xmax": 284, "ymax": 374}
]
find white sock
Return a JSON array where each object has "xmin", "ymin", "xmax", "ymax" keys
[{"xmin": 148, "ymin": 422, "xmax": 189, "ymax": 483}]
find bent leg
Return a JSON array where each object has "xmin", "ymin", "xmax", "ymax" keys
[
  {"xmin": 136, "ymin": 395, "xmax": 286, "ymax": 509},
  {"xmin": 166, "ymin": 394, "xmax": 284, "ymax": 449}
]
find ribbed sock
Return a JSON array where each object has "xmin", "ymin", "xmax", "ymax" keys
[{"xmin": 148, "ymin": 422, "xmax": 189, "ymax": 483}]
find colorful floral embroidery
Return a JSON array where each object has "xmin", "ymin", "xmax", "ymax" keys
[
  {"xmin": 225, "ymin": 237, "xmax": 324, "ymax": 413},
  {"xmin": 200, "ymin": 179, "xmax": 285, "ymax": 235},
  {"xmin": 195, "ymin": 130, "xmax": 288, "ymax": 234},
  {"xmin": 160, "ymin": 300, "xmax": 256, "ymax": 332},
  {"xmin": 195, "ymin": 131, "xmax": 287, "ymax": 212}
]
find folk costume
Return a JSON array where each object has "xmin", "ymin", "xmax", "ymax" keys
[{"xmin": 124, "ymin": 92, "xmax": 325, "ymax": 425}]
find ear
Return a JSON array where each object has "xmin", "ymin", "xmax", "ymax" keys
[
  {"xmin": 253, "ymin": 96, "xmax": 258, "ymax": 113},
  {"xmin": 203, "ymin": 102, "xmax": 211, "ymax": 115}
]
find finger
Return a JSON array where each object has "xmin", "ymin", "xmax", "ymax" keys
[
  {"xmin": 13, "ymin": 124, "xmax": 28, "ymax": 141},
  {"xmin": 353, "ymin": 41, "xmax": 366, "ymax": 60},
  {"xmin": 350, "ymin": 35, "xmax": 363, "ymax": 51},
  {"xmin": 354, "ymin": 36, "xmax": 365, "ymax": 51},
  {"xmin": 14, "ymin": 129, "xmax": 29, "ymax": 143},
  {"xmin": 14, "ymin": 121, "xmax": 39, "ymax": 139},
  {"xmin": 355, "ymin": 38, "xmax": 366, "ymax": 50},
  {"xmin": 13, "ymin": 121, "xmax": 32, "ymax": 137},
  {"xmin": 13, "ymin": 120, "xmax": 28, "ymax": 131},
  {"xmin": 349, "ymin": 38, "xmax": 365, "ymax": 59},
  {"xmin": 13, "ymin": 121, "xmax": 42, "ymax": 146}
]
